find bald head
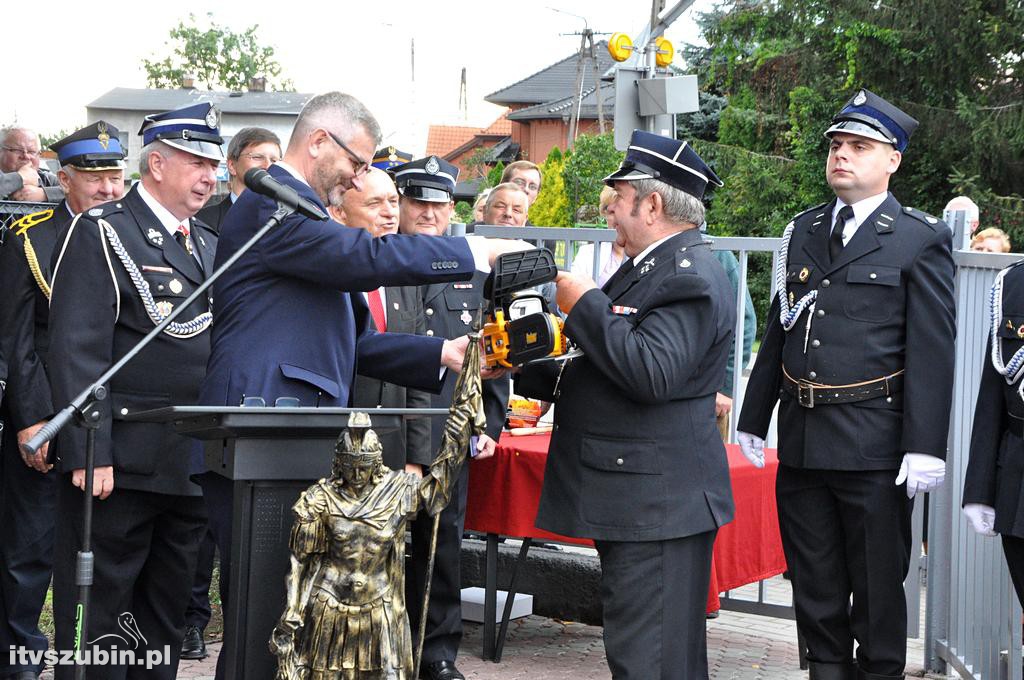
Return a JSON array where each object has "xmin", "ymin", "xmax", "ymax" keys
[
  {"xmin": 0, "ymin": 127, "xmax": 41, "ymax": 172},
  {"xmin": 327, "ymin": 167, "xmax": 400, "ymax": 237}
]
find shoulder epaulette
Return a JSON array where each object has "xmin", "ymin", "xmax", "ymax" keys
[
  {"xmin": 792, "ymin": 201, "xmax": 830, "ymax": 224},
  {"xmin": 900, "ymin": 206, "xmax": 945, "ymax": 231},
  {"xmin": 81, "ymin": 201, "xmax": 125, "ymax": 221},
  {"xmin": 11, "ymin": 209, "xmax": 54, "ymax": 236}
]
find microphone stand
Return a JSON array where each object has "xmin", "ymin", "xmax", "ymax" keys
[{"xmin": 22, "ymin": 202, "xmax": 298, "ymax": 679}]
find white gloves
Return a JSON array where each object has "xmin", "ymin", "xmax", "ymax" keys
[
  {"xmin": 963, "ymin": 503, "xmax": 997, "ymax": 537},
  {"xmin": 894, "ymin": 452, "xmax": 946, "ymax": 498},
  {"xmin": 737, "ymin": 431, "xmax": 765, "ymax": 468}
]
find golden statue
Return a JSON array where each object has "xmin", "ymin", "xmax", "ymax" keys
[{"xmin": 270, "ymin": 329, "xmax": 485, "ymax": 680}]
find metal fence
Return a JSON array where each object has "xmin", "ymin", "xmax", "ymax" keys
[{"xmin": 0, "ymin": 200, "xmax": 58, "ymax": 244}]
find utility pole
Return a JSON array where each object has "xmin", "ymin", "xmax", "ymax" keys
[{"xmin": 566, "ymin": 29, "xmax": 608, "ymax": 148}]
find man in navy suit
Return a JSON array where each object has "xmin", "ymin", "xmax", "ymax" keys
[{"xmin": 196, "ymin": 91, "xmax": 524, "ymax": 678}]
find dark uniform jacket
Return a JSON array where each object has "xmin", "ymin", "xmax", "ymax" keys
[
  {"xmin": 198, "ymin": 164, "xmax": 476, "ymax": 430},
  {"xmin": 965, "ymin": 261, "xmax": 1024, "ymax": 537},
  {"xmin": 517, "ymin": 228, "xmax": 736, "ymax": 542},
  {"xmin": 350, "ymin": 285, "xmax": 433, "ymax": 470},
  {"xmin": 423, "ymin": 270, "xmax": 509, "ymax": 448},
  {"xmin": 0, "ymin": 202, "xmax": 72, "ymax": 432},
  {"xmin": 738, "ymin": 193, "xmax": 956, "ymax": 470},
  {"xmin": 195, "ymin": 195, "xmax": 231, "ymax": 233},
  {"xmin": 47, "ymin": 185, "xmax": 217, "ymax": 496}
]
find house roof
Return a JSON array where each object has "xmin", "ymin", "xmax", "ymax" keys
[
  {"xmin": 87, "ymin": 87, "xmax": 315, "ymax": 115},
  {"xmin": 506, "ymin": 85, "xmax": 616, "ymax": 122},
  {"xmin": 485, "ymin": 40, "xmax": 615, "ymax": 106},
  {"xmin": 425, "ymin": 113, "xmax": 512, "ymax": 158}
]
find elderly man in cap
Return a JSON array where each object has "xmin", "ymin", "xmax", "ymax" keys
[
  {"xmin": 392, "ymin": 156, "xmax": 509, "ymax": 680},
  {"xmin": 738, "ymin": 89, "xmax": 955, "ymax": 680},
  {"xmin": 0, "ymin": 122, "xmax": 126, "ymax": 680},
  {"xmin": 46, "ymin": 102, "xmax": 222, "ymax": 680},
  {"xmin": 0, "ymin": 127, "xmax": 63, "ymax": 203},
  {"xmin": 516, "ymin": 130, "xmax": 735, "ymax": 679}
]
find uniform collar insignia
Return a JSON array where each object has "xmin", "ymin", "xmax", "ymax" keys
[{"xmin": 146, "ymin": 227, "xmax": 165, "ymax": 245}]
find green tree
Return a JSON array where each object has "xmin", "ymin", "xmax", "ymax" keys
[
  {"xmin": 486, "ymin": 161, "xmax": 506, "ymax": 189},
  {"xmin": 562, "ymin": 133, "xmax": 624, "ymax": 224},
  {"xmin": 529, "ymin": 147, "xmax": 572, "ymax": 228},
  {"xmin": 143, "ymin": 13, "xmax": 293, "ymax": 91}
]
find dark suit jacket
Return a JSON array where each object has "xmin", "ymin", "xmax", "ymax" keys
[
  {"xmin": 0, "ymin": 202, "xmax": 72, "ymax": 432},
  {"xmin": 517, "ymin": 228, "xmax": 736, "ymax": 542},
  {"xmin": 350, "ymin": 285, "xmax": 433, "ymax": 470},
  {"xmin": 195, "ymin": 194, "xmax": 232, "ymax": 233},
  {"xmin": 47, "ymin": 185, "xmax": 217, "ymax": 496},
  {"xmin": 422, "ymin": 270, "xmax": 509, "ymax": 449},
  {"xmin": 738, "ymin": 194, "xmax": 956, "ymax": 470},
  {"xmin": 964, "ymin": 262, "xmax": 1024, "ymax": 537}
]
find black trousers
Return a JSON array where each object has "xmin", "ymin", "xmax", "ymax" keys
[
  {"xmin": 406, "ymin": 461, "xmax": 470, "ymax": 665},
  {"xmin": 0, "ymin": 426, "xmax": 57, "ymax": 676},
  {"xmin": 196, "ymin": 471, "xmax": 233, "ymax": 680},
  {"xmin": 184, "ymin": 527, "xmax": 217, "ymax": 630},
  {"xmin": 52, "ymin": 479, "xmax": 206, "ymax": 680},
  {"xmin": 594, "ymin": 531, "xmax": 716, "ymax": 680},
  {"xmin": 776, "ymin": 465, "xmax": 913, "ymax": 678},
  {"xmin": 1001, "ymin": 535, "xmax": 1024, "ymax": 608}
]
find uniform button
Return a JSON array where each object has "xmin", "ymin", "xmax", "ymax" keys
[
  {"xmin": 615, "ymin": 458, "xmax": 624, "ymax": 466},
  {"xmin": 886, "ymin": 397, "xmax": 893, "ymax": 403},
  {"xmin": 463, "ymin": 302, "xmax": 468, "ymax": 308},
  {"xmin": 426, "ymin": 330, "xmax": 434, "ymax": 336},
  {"xmin": 158, "ymin": 284, "xmax": 165, "ymax": 291},
  {"xmin": 811, "ymin": 339, "xmax": 821, "ymax": 348},
  {"xmin": 816, "ymin": 309, "xmax": 825, "ymax": 318},
  {"xmin": 809, "ymin": 371, "xmax": 817, "ymax": 379},
  {"xmin": 431, "ymin": 263, "xmax": 437, "ymax": 270},
  {"xmin": 426, "ymin": 308, "xmax": 434, "ymax": 316},
  {"xmin": 120, "ymin": 408, "xmax": 128, "ymax": 416},
  {"xmin": 821, "ymin": 279, "xmax": 830, "ymax": 288},
  {"xmin": 869, "ymin": 272, "xmax": 877, "ymax": 280}
]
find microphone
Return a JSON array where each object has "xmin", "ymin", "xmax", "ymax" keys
[{"xmin": 243, "ymin": 168, "xmax": 328, "ymax": 221}]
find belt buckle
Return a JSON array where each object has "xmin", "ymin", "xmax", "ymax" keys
[{"xmin": 797, "ymin": 380, "xmax": 815, "ymax": 408}]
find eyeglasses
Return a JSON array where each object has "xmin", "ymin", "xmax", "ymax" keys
[
  {"xmin": 240, "ymin": 152, "xmax": 281, "ymax": 164},
  {"xmin": 511, "ymin": 177, "xmax": 540, "ymax": 193},
  {"xmin": 1, "ymin": 146, "xmax": 41, "ymax": 158},
  {"xmin": 324, "ymin": 130, "xmax": 369, "ymax": 176}
]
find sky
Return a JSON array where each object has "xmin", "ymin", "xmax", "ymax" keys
[{"xmin": 6, "ymin": 0, "xmax": 713, "ymax": 154}]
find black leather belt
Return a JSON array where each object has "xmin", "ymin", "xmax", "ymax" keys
[{"xmin": 782, "ymin": 368, "xmax": 904, "ymax": 408}]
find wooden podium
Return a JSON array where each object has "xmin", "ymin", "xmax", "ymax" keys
[{"xmin": 131, "ymin": 406, "xmax": 445, "ymax": 680}]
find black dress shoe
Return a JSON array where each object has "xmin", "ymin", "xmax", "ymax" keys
[
  {"xmin": 420, "ymin": 659, "xmax": 466, "ymax": 680},
  {"xmin": 180, "ymin": 625, "xmax": 207, "ymax": 660}
]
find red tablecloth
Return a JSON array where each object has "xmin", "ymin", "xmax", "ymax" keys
[{"xmin": 466, "ymin": 433, "xmax": 787, "ymax": 611}]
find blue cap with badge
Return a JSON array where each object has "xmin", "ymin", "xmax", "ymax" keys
[
  {"xmin": 372, "ymin": 146, "xmax": 413, "ymax": 171},
  {"xmin": 824, "ymin": 88, "xmax": 918, "ymax": 152},
  {"xmin": 604, "ymin": 129, "xmax": 722, "ymax": 199},
  {"xmin": 392, "ymin": 155, "xmax": 459, "ymax": 203},
  {"xmin": 50, "ymin": 121, "xmax": 126, "ymax": 170},
  {"xmin": 138, "ymin": 102, "xmax": 225, "ymax": 161}
]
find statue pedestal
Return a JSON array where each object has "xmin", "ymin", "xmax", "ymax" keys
[{"xmin": 132, "ymin": 406, "xmax": 446, "ymax": 680}]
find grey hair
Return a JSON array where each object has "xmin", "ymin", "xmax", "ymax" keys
[
  {"xmin": 630, "ymin": 178, "xmax": 706, "ymax": 226},
  {"xmin": 289, "ymin": 92, "xmax": 382, "ymax": 150},
  {"xmin": 138, "ymin": 141, "xmax": 177, "ymax": 176},
  {"xmin": 0, "ymin": 126, "xmax": 37, "ymax": 145},
  {"xmin": 484, "ymin": 182, "xmax": 529, "ymax": 212}
]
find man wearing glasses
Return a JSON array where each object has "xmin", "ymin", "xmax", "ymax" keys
[
  {"xmin": 0, "ymin": 127, "xmax": 63, "ymax": 203},
  {"xmin": 197, "ymin": 91, "xmax": 527, "ymax": 679},
  {"xmin": 195, "ymin": 127, "xmax": 282, "ymax": 233},
  {"xmin": 500, "ymin": 160, "xmax": 542, "ymax": 206}
]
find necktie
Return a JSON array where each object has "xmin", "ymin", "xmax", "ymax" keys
[
  {"xmin": 829, "ymin": 205, "xmax": 854, "ymax": 262},
  {"xmin": 368, "ymin": 289, "xmax": 387, "ymax": 332},
  {"xmin": 175, "ymin": 223, "xmax": 193, "ymax": 257}
]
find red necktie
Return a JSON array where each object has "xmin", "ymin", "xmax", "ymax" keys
[{"xmin": 368, "ymin": 289, "xmax": 387, "ymax": 332}]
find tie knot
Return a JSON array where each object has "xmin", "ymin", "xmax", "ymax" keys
[
  {"xmin": 176, "ymin": 223, "xmax": 190, "ymax": 237},
  {"xmin": 837, "ymin": 205, "xmax": 854, "ymax": 222}
]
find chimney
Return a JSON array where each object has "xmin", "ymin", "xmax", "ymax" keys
[
  {"xmin": 249, "ymin": 76, "xmax": 266, "ymax": 92},
  {"xmin": 182, "ymin": 73, "xmax": 196, "ymax": 89}
]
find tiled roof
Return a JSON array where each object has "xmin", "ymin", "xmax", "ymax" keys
[
  {"xmin": 485, "ymin": 41, "xmax": 614, "ymax": 106},
  {"xmin": 425, "ymin": 113, "xmax": 512, "ymax": 158},
  {"xmin": 506, "ymin": 85, "xmax": 616, "ymax": 122},
  {"xmin": 87, "ymin": 87, "xmax": 314, "ymax": 115}
]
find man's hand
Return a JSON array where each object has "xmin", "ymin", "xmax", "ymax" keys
[
  {"xmin": 554, "ymin": 271, "xmax": 597, "ymax": 315},
  {"xmin": 715, "ymin": 393, "xmax": 733, "ymax": 418},
  {"xmin": 441, "ymin": 335, "xmax": 470, "ymax": 373},
  {"xmin": 17, "ymin": 164, "xmax": 39, "ymax": 187},
  {"xmin": 963, "ymin": 503, "xmax": 997, "ymax": 537},
  {"xmin": 72, "ymin": 466, "xmax": 115, "ymax": 499},
  {"xmin": 10, "ymin": 185, "xmax": 46, "ymax": 202},
  {"xmin": 895, "ymin": 452, "xmax": 946, "ymax": 498},
  {"xmin": 474, "ymin": 433, "xmax": 496, "ymax": 460},
  {"xmin": 17, "ymin": 421, "xmax": 52, "ymax": 473},
  {"xmin": 737, "ymin": 431, "xmax": 765, "ymax": 468},
  {"xmin": 405, "ymin": 463, "xmax": 424, "ymax": 478}
]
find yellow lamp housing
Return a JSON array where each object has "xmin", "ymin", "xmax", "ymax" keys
[
  {"xmin": 608, "ymin": 32, "xmax": 634, "ymax": 62},
  {"xmin": 655, "ymin": 37, "xmax": 674, "ymax": 67}
]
